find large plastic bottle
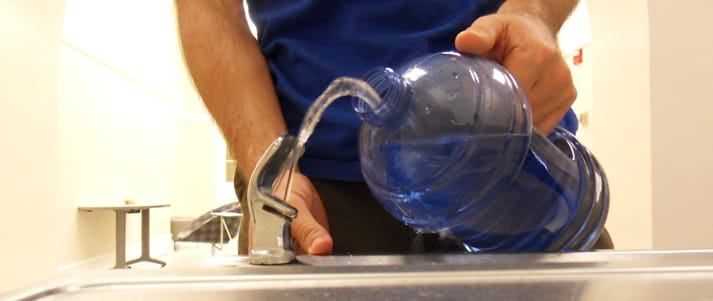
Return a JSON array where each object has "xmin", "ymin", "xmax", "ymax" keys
[{"xmin": 353, "ymin": 51, "xmax": 609, "ymax": 252}]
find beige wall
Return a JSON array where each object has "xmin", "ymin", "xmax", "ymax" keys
[
  {"xmin": 649, "ymin": 0, "xmax": 713, "ymax": 249},
  {"xmin": 0, "ymin": 0, "xmax": 64, "ymax": 291},
  {"xmin": 587, "ymin": 0, "xmax": 653, "ymax": 249},
  {"xmin": 0, "ymin": 0, "xmax": 218, "ymax": 293},
  {"xmin": 565, "ymin": 45, "xmax": 594, "ymax": 148},
  {"xmin": 586, "ymin": 0, "xmax": 713, "ymax": 250}
]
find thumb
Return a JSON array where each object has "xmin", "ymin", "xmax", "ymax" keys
[
  {"xmin": 455, "ymin": 16, "xmax": 503, "ymax": 55},
  {"xmin": 291, "ymin": 208, "xmax": 333, "ymax": 255}
]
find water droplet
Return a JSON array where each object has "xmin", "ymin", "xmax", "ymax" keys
[{"xmin": 451, "ymin": 72, "xmax": 459, "ymax": 79}]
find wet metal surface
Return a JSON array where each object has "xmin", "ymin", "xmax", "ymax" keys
[{"xmin": 4, "ymin": 250, "xmax": 713, "ymax": 300}]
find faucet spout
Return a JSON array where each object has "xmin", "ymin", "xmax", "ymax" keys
[{"xmin": 247, "ymin": 135, "xmax": 300, "ymax": 265}]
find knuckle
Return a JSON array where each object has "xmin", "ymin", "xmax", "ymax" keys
[
  {"xmin": 533, "ymin": 44, "xmax": 561, "ymax": 65},
  {"xmin": 291, "ymin": 214, "xmax": 321, "ymax": 242},
  {"xmin": 298, "ymin": 224, "xmax": 321, "ymax": 245},
  {"xmin": 472, "ymin": 14, "xmax": 497, "ymax": 26},
  {"xmin": 569, "ymin": 88, "xmax": 578, "ymax": 105},
  {"xmin": 556, "ymin": 69, "xmax": 573, "ymax": 88}
]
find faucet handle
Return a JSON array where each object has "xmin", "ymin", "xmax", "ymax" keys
[{"xmin": 247, "ymin": 135, "xmax": 301, "ymax": 264}]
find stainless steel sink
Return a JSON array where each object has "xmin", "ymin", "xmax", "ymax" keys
[{"xmin": 4, "ymin": 250, "xmax": 713, "ymax": 300}]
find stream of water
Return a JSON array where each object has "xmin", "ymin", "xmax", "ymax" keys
[{"xmin": 278, "ymin": 77, "xmax": 381, "ymax": 204}]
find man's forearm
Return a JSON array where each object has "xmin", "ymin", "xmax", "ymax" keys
[
  {"xmin": 498, "ymin": 0, "xmax": 579, "ymax": 34},
  {"xmin": 176, "ymin": 0, "xmax": 286, "ymax": 176}
]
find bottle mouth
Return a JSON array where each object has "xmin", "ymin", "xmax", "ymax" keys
[{"xmin": 353, "ymin": 68, "xmax": 411, "ymax": 127}]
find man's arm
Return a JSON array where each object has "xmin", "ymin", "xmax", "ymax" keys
[
  {"xmin": 498, "ymin": 0, "xmax": 579, "ymax": 35},
  {"xmin": 455, "ymin": 0, "xmax": 579, "ymax": 134},
  {"xmin": 175, "ymin": 0, "xmax": 333, "ymax": 255},
  {"xmin": 175, "ymin": 0, "xmax": 284, "ymax": 175}
]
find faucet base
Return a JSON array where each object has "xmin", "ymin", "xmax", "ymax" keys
[{"xmin": 249, "ymin": 249, "xmax": 296, "ymax": 265}]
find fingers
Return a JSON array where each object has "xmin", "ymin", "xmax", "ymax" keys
[
  {"xmin": 524, "ymin": 60, "xmax": 577, "ymax": 134},
  {"xmin": 529, "ymin": 81, "xmax": 577, "ymax": 134},
  {"xmin": 454, "ymin": 16, "xmax": 502, "ymax": 56},
  {"xmin": 290, "ymin": 207, "xmax": 333, "ymax": 254},
  {"xmin": 500, "ymin": 51, "xmax": 543, "ymax": 92},
  {"xmin": 288, "ymin": 174, "xmax": 333, "ymax": 255},
  {"xmin": 456, "ymin": 13, "xmax": 577, "ymax": 135}
]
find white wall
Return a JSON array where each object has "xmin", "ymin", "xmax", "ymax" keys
[
  {"xmin": 586, "ymin": 0, "xmax": 713, "ymax": 250},
  {"xmin": 555, "ymin": 0, "xmax": 655, "ymax": 250},
  {"xmin": 558, "ymin": 0, "xmax": 654, "ymax": 250},
  {"xmin": 0, "ymin": 0, "xmax": 219, "ymax": 293},
  {"xmin": 564, "ymin": 46, "xmax": 594, "ymax": 147},
  {"xmin": 649, "ymin": 0, "xmax": 713, "ymax": 249},
  {"xmin": 587, "ymin": 0, "xmax": 653, "ymax": 249},
  {"xmin": 559, "ymin": 1, "xmax": 594, "ymax": 148},
  {"xmin": 582, "ymin": 0, "xmax": 713, "ymax": 250},
  {"xmin": 0, "ymin": 0, "xmax": 64, "ymax": 291}
]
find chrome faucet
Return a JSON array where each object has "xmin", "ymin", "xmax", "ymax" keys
[{"xmin": 246, "ymin": 135, "xmax": 300, "ymax": 264}]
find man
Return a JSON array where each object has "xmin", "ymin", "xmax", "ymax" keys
[{"xmin": 176, "ymin": 0, "xmax": 584, "ymax": 255}]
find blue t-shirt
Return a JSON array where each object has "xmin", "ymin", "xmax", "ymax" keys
[{"xmin": 246, "ymin": 0, "xmax": 577, "ymax": 181}]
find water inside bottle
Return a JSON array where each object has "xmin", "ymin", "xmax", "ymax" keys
[
  {"xmin": 368, "ymin": 133, "xmax": 529, "ymax": 230},
  {"xmin": 370, "ymin": 132, "xmax": 581, "ymax": 251}
]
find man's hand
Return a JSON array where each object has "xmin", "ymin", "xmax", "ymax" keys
[
  {"xmin": 455, "ymin": 11, "xmax": 576, "ymax": 134},
  {"xmin": 286, "ymin": 173, "xmax": 333, "ymax": 255}
]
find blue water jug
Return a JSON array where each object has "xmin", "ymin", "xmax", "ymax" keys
[{"xmin": 353, "ymin": 51, "xmax": 609, "ymax": 252}]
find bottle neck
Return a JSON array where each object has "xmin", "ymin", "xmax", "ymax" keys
[{"xmin": 353, "ymin": 67, "xmax": 412, "ymax": 127}]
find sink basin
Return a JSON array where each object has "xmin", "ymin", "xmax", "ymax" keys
[{"xmin": 4, "ymin": 250, "xmax": 713, "ymax": 300}]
